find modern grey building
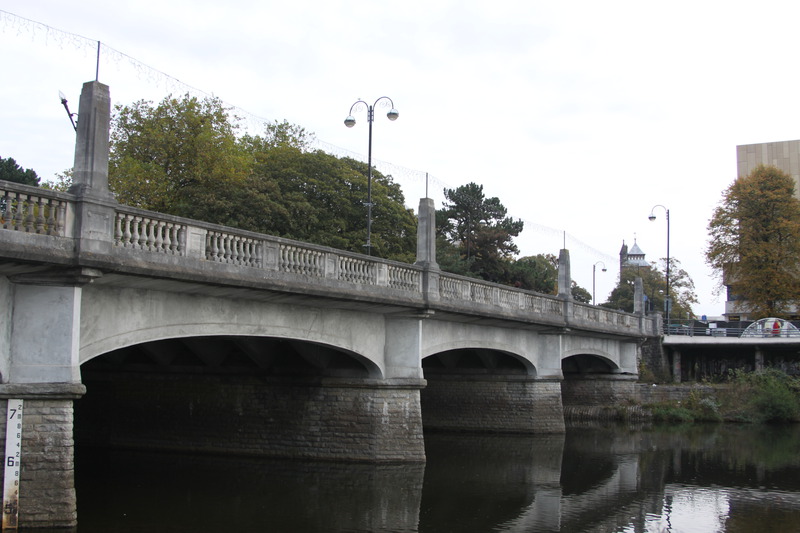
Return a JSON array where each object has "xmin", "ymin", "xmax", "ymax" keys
[{"xmin": 736, "ymin": 139, "xmax": 800, "ymax": 199}]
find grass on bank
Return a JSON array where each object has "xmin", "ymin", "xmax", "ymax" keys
[{"xmin": 647, "ymin": 369, "xmax": 800, "ymax": 424}]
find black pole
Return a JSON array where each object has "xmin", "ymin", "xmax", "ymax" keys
[
  {"xmin": 666, "ymin": 208, "xmax": 671, "ymax": 323},
  {"xmin": 366, "ymin": 104, "xmax": 374, "ymax": 255}
]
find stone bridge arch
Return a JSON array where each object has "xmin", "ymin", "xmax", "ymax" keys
[
  {"xmin": 561, "ymin": 349, "xmax": 621, "ymax": 376},
  {"xmin": 78, "ymin": 285, "xmax": 388, "ymax": 378},
  {"xmin": 560, "ymin": 346, "xmax": 639, "ymax": 414},
  {"xmin": 419, "ymin": 322, "xmax": 564, "ymax": 434}
]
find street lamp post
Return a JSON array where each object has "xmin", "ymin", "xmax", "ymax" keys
[
  {"xmin": 344, "ymin": 97, "xmax": 399, "ymax": 255},
  {"xmin": 592, "ymin": 261, "xmax": 607, "ymax": 306},
  {"xmin": 648, "ymin": 205, "xmax": 670, "ymax": 323}
]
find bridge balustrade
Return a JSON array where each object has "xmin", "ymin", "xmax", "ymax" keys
[
  {"xmin": 572, "ymin": 302, "xmax": 638, "ymax": 329},
  {"xmin": 0, "ymin": 178, "xmax": 654, "ymax": 335},
  {"xmin": 115, "ymin": 211, "xmax": 186, "ymax": 255},
  {"xmin": 0, "ymin": 181, "xmax": 70, "ymax": 236}
]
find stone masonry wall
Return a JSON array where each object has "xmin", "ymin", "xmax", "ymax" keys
[
  {"xmin": 76, "ymin": 373, "xmax": 425, "ymax": 463},
  {"xmin": 0, "ymin": 398, "xmax": 78, "ymax": 529},
  {"xmin": 420, "ymin": 376, "xmax": 565, "ymax": 434},
  {"xmin": 640, "ymin": 336, "xmax": 671, "ymax": 381},
  {"xmin": 561, "ymin": 377, "xmax": 638, "ymax": 406}
]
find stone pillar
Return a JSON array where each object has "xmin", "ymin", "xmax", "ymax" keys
[
  {"xmin": 634, "ymin": 276, "xmax": 645, "ymax": 315},
  {"xmin": 415, "ymin": 198, "xmax": 438, "ymax": 270},
  {"xmin": 754, "ymin": 347, "xmax": 764, "ymax": 372},
  {"xmin": 0, "ymin": 384, "xmax": 85, "ymax": 530},
  {"xmin": 8, "ymin": 269, "xmax": 100, "ymax": 383},
  {"xmin": 557, "ymin": 249, "xmax": 571, "ymax": 299},
  {"xmin": 384, "ymin": 316, "xmax": 426, "ymax": 379},
  {"xmin": 68, "ymin": 81, "xmax": 117, "ymax": 258},
  {"xmin": 415, "ymin": 198, "xmax": 440, "ymax": 304},
  {"xmin": 6, "ymin": 268, "xmax": 96, "ymax": 529},
  {"xmin": 69, "ymin": 81, "xmax": 112, "ymax": 199},
  {"xmin": 671, "ymin": 348, "xmax": 682, "ymax": 383}
]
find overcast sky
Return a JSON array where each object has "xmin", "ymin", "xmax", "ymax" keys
[{"xmin": 3, "ymin": 1, "xmax": 800, "ymax": 317}]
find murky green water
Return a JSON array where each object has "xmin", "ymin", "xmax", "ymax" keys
[{"xmin": 73, "ymin": 424, "xmax": 800, "ymax": 532}]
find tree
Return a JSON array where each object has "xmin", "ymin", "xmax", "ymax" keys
[
  {"xmin": 602, "ymin": 258, "xmax": 697, "ymax": 317},
  {"xmin": 507, "ymin": 254, "xmax": 558, "ymax": 293},
  {"xmin": 706, "ymin": 165, "xmax": 800, "ymax": 318},
  {"xmin": 0, "ymin": 157, "xmax": 40, "ymax": 186},
  {"xmin": 439, "ymin": 183, "xmax": 524, "ymax": 282},
  {"xmin": 109, "ymin": 94, "xmax": 251, "ymax": 223},
  {"xmin": 571, "ymin": 282, "xmax": 592, "ymax": 304},
  {"xmin": 242, "ymin": 142, "xmax": 417, "ymax": 262}
]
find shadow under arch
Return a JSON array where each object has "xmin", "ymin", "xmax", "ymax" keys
[
  {"xmin": 80, "ymin": 334, "xmax": 382, "ymax": 379},
  {"xmin": 561, "ymin": 352, "xmax": 620, "ymax": 376},
  {"xmin": 74, "ymin": 334, "xmax": 425, "ymax": 463},
  {"xmin": 422, "ymin": 348, "xmax": 536, "ymax": 377}
]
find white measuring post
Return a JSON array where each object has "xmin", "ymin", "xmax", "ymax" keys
[{"xmin": 2, "ymin": 400, "xmax": 23, "ymax": 531}]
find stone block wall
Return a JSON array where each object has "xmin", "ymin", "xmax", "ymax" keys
[
  {"xmin": 76, "ymin": 373, "xmax": 425, "ymax": 463},
  {"xmin": 420, "ymin": 376, "xmax": 565, "ymax": 433},
  {"xmin": 640, "ymin": 336, "xmax": 671, "ymax": 381},
  {"xmin": 561, "ymin": 377, "xmax": 638, "ymax": 406},
  {"xmin": 0, "ymin": 398, "xmax": 78, "ymax": 530}
]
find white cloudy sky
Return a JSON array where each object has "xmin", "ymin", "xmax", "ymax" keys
[{"xmin": 3, "ymin": 0, "xmax": 800, "ymax": 317}]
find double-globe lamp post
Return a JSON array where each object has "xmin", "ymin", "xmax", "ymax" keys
[
  {"xmin": 592, "ymin": 261, "xmax": 607, "ymax": 306},
  {"xmin": 344, "ymin": 97, "xmax": 399, "ymax": 255},
  {"xmin": 648, "ymin": 205, "xmax": 670, "ymax": 323}
]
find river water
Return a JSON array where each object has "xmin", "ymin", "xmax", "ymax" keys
[{"xmin": 73, "ymin": 423, "xmax": 800, "ymax": 532}]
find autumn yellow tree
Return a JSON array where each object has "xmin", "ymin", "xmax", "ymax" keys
[{"xmin": 706, "ymin": 165, "xmax": 800, "ymax": 318}]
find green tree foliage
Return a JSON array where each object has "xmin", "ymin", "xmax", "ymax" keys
[
  {"xmin": 243, "ymin": 141, "xmax": 416, "ymax": 262},
  {"xmin": 439, "ymin": 183, "xmax": 524, "ymax": 282},
  {"xmin": 602, "ymin": 258, "xmax": 697, "ymax": 317},
  {"xmin": 706, "ymin": 165, "xmax": 800, "ymax": 319},
  {"xmin": 571, "ymin": 282, "xmax": 592, "ymax": 304},
  {"xmin": 507, "ymin": 254, "xmax": 558, "ymax": 293},
  {"xmin": 0, "ymin": 156, "xmax": 40, "ymax": 186},
  {"xmin": 109, "ymin": 95, "xmax": 251, "ymax": 223}
]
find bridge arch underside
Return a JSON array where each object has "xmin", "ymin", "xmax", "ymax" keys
[
  {"xmin": 76, "ymin": 333, "xmax": 424, "ymax": 463},
  {"xmin": 560, "ymin": 345, "xmax": 639, "ymax": 414},
  {"xmin": 419, "ymin": 346, "xmax": 565, "ymax": 434}
]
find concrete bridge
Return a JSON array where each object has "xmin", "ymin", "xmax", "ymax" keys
[{"xmin": 0, "ymin": 81, "xmax": 658, "ymax": 529}]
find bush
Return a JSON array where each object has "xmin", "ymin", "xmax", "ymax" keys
[{"xmin": 723, "ymin": 369, "xmax": 800, "ymax": 423}]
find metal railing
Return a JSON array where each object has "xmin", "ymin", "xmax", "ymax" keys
[{"xmin": 664, "ymin": 319, "xmax": 800, "ymax": 338}]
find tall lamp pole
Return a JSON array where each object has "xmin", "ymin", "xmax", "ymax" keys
[
  {"xmin": 593, "ymin": 261, "xmax": 607, "ymax": 306},
  {"xmin": 648, "ymin": 205, "xmax": 670, "ymax": 323},
  {"xmin": 344, "ymin": 97, "xmax": 399, "ymax": 255}
]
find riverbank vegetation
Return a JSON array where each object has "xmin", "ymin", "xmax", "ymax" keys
[{"xmin": 648, "ymin": 369, "xmax": 800, "ymax": 424}]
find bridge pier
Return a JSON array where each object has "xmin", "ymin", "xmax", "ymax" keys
[
  {"xmin": 1, "ymin": 273, "xmax": 95, "ymax": 529},
  {"xmin": 420, "ymin": 376, "xmax": 566, "ymax": 434},
  {"xmin": 0, "ymin": 385, "xmax": 84, "ymax": 529},
  {"xmin": 561, "ymin": 374, "xmax": 639, "ymax": 411}
]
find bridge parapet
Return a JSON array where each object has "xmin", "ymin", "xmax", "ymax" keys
[
  {"xmin": 0, "ymin": 178, "xmax": 656, "ymax": 336},
  {"xmin": 1, "ymin": 181, "xmax": 74, "ymax": 237},
  {"xmin": 439, "ymin": 272, "xmax": 564, "ymax": 316}
]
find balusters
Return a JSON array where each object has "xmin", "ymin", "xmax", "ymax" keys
[
  {"xmin": 112, "ymin": 212, "xmax": 186, "ymax": 255},
  {"xmin": 0, "ymin": 191, "xmax": 67, "ymax": 236},
  {"xmin": 34, "ymin": 196, "xmax": 46, "ymax": 234},
  {"xmin": 388, "ymin": 265, "xmax": 419, "ymax": 290}
]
